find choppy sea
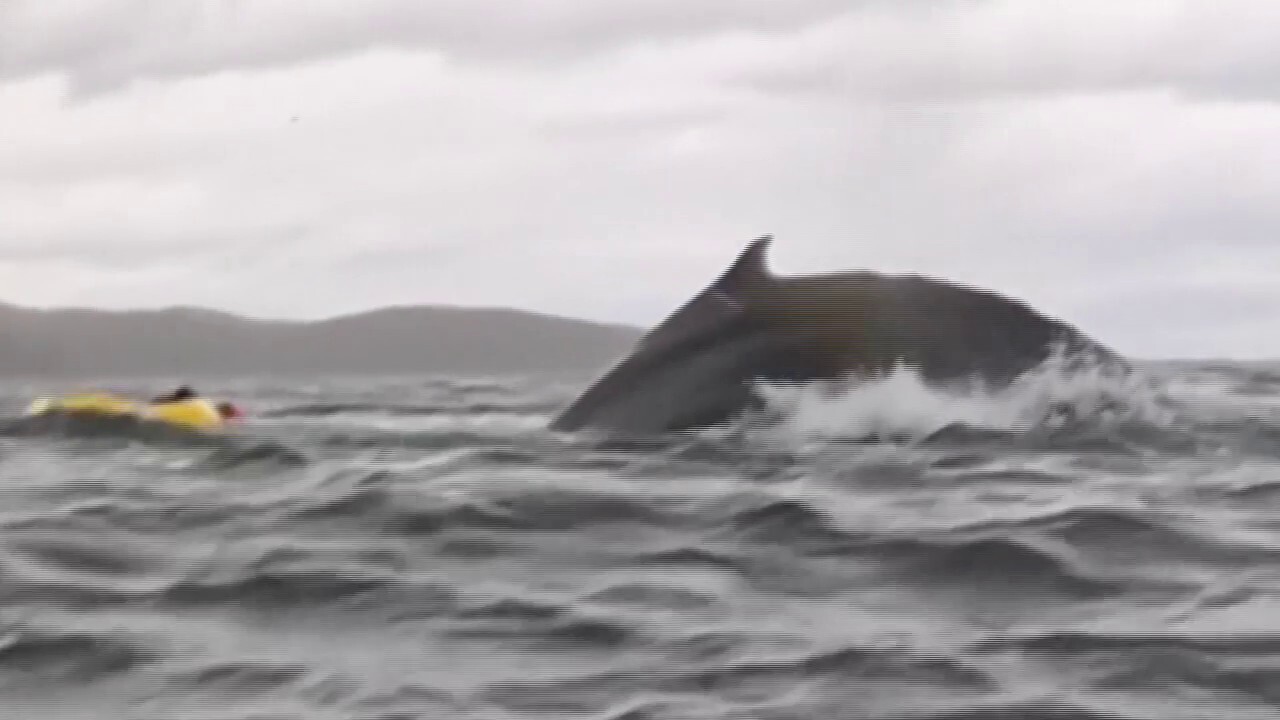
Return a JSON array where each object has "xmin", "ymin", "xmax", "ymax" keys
[{"xmin": 3, "ymin": 359, "xmax": 1280, "ymax": 720}]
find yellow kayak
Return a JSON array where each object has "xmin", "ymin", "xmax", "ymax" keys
[{"xmin": 25, "ymin": 393, "xmax": 229, "ymax": 432}]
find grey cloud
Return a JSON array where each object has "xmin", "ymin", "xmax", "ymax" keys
[
  {"xmin": 6, "ymin": 1, "xmax": 1280, "ymax": 103},
  {"xmin": 724, "ymin": 1, "xmax": 1280, "ymax": 103},
  {"xmin": 0, "ymin": 224, "xmax": 309, "ymax": 270},
  {"xmin": 532, "ymin": 105, "xmax": 730, "ymax": 143},
  {"xmin": 2, "ymin": 1, "xmax": 1279, "ymax": 358},
  {"xmin": 0, "ymin": 0, "xmax": 862, "ymax": 93}
]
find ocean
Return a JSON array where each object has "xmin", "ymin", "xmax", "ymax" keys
[{"xmin": 2, "ymin": 359, "xmax": 1280, "ymax": 720}]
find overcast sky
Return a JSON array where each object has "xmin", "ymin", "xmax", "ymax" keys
[{"xmin": 2, "ymin": 1, "xmax": 1278, "ymax": 359}]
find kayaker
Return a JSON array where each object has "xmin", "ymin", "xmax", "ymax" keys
[
  {"xmin": 150, "ymin": 385, "xmax": 197, "ymax": 404},
  {"xmin": 148, "ymin": 386, "xmax": 243, "ymax": 421}
]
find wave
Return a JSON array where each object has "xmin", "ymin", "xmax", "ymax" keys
[
  {"xmin": 8, "ymin": 355, "xmax": 1279, "ymax": 468},
  {"xmin": 473, "ymin": 640, "xmax": 995, "ymax": 718},
  {"xmin": 0, "ymin": 627, "xmax": 154, "ymax": 685},
  {"xmin": 746, "ymin": 353, "xmax": 1177, "ymax": 444},
  {"xmin": 2, "ymin": 363, "xmax": 1280, "ymax": 718},
  {"xmin": 260, "ymin": 400, "xmax": 554, "ymax": 418}
]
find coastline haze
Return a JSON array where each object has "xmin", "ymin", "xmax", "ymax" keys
[{"xmin": 0, "ymin": 301, "xmax": 642, "ymax": 377}]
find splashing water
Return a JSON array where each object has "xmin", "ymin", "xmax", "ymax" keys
[{"xmin": 746, "ymin": 350, "xmax": 1180, "ymax": 446}]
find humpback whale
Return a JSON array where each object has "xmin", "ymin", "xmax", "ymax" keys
[{"xmin": 550, "ymin": 235, "xmax": 1126, "ymax": 434}]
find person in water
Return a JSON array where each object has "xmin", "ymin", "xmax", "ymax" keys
[
  {"xmin": 216, "ymin": 401, "xmax": 243, "ymax": 420},
  {"xmin": 149, "ymin": 385, "xmax": 243, "ymax": 420},
  {"xmin": 150, "ymin": 385, "xmax": 197, "ymax": 404}
]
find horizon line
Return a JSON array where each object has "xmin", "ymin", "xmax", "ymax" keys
[{"xmin": 0, "ymin": 298, "xmax": 646, "ymax": 330}]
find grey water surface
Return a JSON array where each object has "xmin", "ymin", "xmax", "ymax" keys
[{"xmin": 2, "ymin": 362, "xmax": 1280, "ymax": 720}]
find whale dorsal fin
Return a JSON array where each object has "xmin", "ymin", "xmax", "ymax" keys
[
  {"xmin": 634, "ymin": 235, "xmax": 774, "ymax": 351},
  {"xmin": 713, "ymin": 235, "xmax": 773, "ymax": 295}
]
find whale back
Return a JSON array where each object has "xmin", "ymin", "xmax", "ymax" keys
[
  {"xmin": 706, "ymin": 239, "xmax": 1120, "ymax": 386},
  {"xmin": 550, "ymin": 236, "xmax": 1125, "ymax": 434}
]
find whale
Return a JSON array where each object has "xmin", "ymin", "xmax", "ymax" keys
[{"xmin": 549, "ymin": 235, "xmax": 1127, "ymax": 434}]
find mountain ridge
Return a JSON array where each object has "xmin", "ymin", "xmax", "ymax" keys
[{"xmin": 0, "ymin": 301, "xmax": 643, "ymax": 378}]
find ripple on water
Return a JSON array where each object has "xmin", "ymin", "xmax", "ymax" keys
[
  {"xmin": 0, "ymin": 627, "xmax": 157, "ymax": 687},
  {"xmin": 1, "ymin": 365, "xmax": 1279, "ymax": 718}
]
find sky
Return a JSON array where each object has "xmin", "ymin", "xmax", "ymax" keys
[{"xmin": 2, "ymin": 0, "xmax": 1279, "ymax": 360}]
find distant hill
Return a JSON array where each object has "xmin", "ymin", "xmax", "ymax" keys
[{"xmin": 0, "ymin": 302, "xmax": 644, "ymax": 378}]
